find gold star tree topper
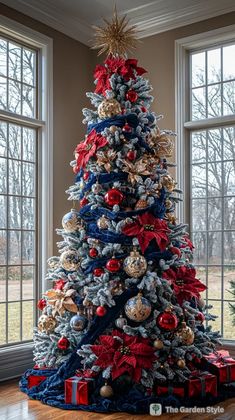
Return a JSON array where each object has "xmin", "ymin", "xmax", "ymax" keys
[{"xmin": 92, "ymin": 6, "xmax": 139, "ymax": 57}]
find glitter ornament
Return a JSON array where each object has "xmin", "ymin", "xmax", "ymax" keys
[
  {"xmin": 125, "ymin": 293, "xmax": 151, "ymax": 322},
  {"xmin": 80, "ymin": 197, "xmax": 89, "ymax": 207},
  {"xmin": 60, "ymin": 250, "xmax": 80, "ymax": 271},
  {"xmin": 123, "ymin": 250, "xmax": 147, "ymax": 278},
  {"xmin": 37, "ymin": 299, "xmax": 46, "ymax": 311},
  {"xmin": 89, "ymin": 248, "xmax": 98, "ymax": 258},
  {"xmin": 93, "ymin": 268, "xmax": 104, "ymax": 277},
  {"xmin": 106, "ymin": 258, "xmax": 121, "ymax": 272},
  {"xmin": 98, "ymin": 98, "xmax": 121, "ymax": 119},
  {"xmin": 126, "ymin": 89, "xmax": 138, "ymax": 102},
  {"xmin": 97, "ymin": 215, "xmax": 110, "ymax": 229},
  {"xmin": 157, "ymin": 310, "xmax": 178, "ymax": 331},
  {"xmin": 153, "ymin": 339, "xmax": 164, "ymax": 349},
  {"xmin": 70, "ymin": 313, "xmax": 87, "ymax": 331},
  {"xmin": 38, "ymin": 314, "xmax": 57, "ymax": 333},
  {"xmin": 177, "ymin": 322, "xmax": 194, "ymax": 345},
  {"xmin": 62, "ymin": 209, "xmax": 84, "ymax": 233},
  {"xmin": 100, "ymin": 383, "xmax": 114, "ymax": 398},
  {"xmin": 135, "ymin": 199, "xmax": 148, "ymax": 210},
  {"xmin": 105, "ymin": 188, "xmax": 124, "ymax": 206},
  {"xmin": 115, "ymin": 315, "xmax": 128, "ymax": 329},
  {"xmin": 96, "ymin": 306, "xmax": 107, "ymax": 316},
  {"xmin": 57, "ymin": 336, "xmax": 70, "ymax": 350}
]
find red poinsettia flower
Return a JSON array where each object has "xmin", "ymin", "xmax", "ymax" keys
[
  {"xmin": 94, "ymin": 57, "xmax": 147, "ymax": 95},
  {"xmin": 91, "ymin": 330, "xmax": 156, "ymax": 382},
  {"xmin": 162, "ymin": 266, "xmax": 207, "ymax": 305},
  {"xmin": 122, "ymin": 213, "xmax": 170, "ymax": 253},
  {"xmin": 74, "ymin": 129, "xmax": 108, "ymax": 170},
  {"xmin": 180, "ymin": 235, "xmax": 194, "ymax": 251}
]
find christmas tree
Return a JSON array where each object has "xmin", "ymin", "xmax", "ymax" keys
[{"xmin": 20, "ymin": 10, "xmax": 235, "ymax": 413}]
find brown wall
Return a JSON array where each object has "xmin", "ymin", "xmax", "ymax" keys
[
  {"xmin": 0, "ymin": 3, "xmax": 94, "ymax": 252},
  {"xmin": 133, "ymin": 12, "xmax": 235, "ymax": 132}
]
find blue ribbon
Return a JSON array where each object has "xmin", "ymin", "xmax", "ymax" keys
[{"xmin": 87, "ymin": 113, "xmax": 139, "ymax": 133}]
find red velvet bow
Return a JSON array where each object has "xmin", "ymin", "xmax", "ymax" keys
[
  {"xmin": 122, "ymin": 213, "xmax": 170, "ymax": 253},
  {"xmin": 91, "ymin": 330, "xmax": 156, "ymax": 382},
  {"xmin": 162, "ymin": 266, "xmax": 207, "ymax": 305},
  {"xmin": 74, "ymin": 129, "xmax": 108, "ymax": 171}
]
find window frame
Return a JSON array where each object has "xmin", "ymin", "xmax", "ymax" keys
[
  {"xmin": 175, "ymin": 24, "xmax": 235, "ymax": 353},
  {"xmin": 0, "ymin": 16, "xmax": 53, "ymax": 380}
]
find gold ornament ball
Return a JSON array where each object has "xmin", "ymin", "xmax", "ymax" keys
[
  {"xmin": 100, "ymin": 384, "xmax": 114, "ymax": 398},
  {"xmin": 177, "ymin": 359, "xmax": 186, "ymax": 368},
  {"xmin": 198, "ymin": 297, "xmax": 206, "ymax": 310},
  {"xmin": 38, "ymin": 314, "xmax": 57, "ymax": 334},
  {"xmin": 165, "ymin": 199, "xmax": 173, "ymax": 210},
  {"xmin": 109, "ymin": 125, "xmax": 118, "ymax": 133},
  {"xmin": 153, "ymin": 339, "xmax": 164, "ymax": 350},
  {"xmin": 97, "ymin": 215, "xmax": 110, "ymax": 229},
  {"xmin": 123, "ymin": 250, "xmax": 147, "ymax": 278},
  {"xmin": 60, "ymin": 249, "xmax": 80, "ymax": 272},
  {"xmin": 98, "ymin": 98, "xmax": 121, "ymax": 119},
  {"xmin": 177, "ymin": 322, "xmax": 195, "ymax": 345},
  {"xmin": 135, "ymin": 199, "xmax": 148, "ymax": 210}
]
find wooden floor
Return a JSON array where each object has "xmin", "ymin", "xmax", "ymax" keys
[{"xmin": 1, "ymin": 379, "xmax": 235, "ymax": 420}]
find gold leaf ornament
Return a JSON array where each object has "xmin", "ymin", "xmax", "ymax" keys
[
  {"xmin": 121, "ymin": 158, "xmax": 151, "ymax": 185},
  {"xmin": 148, "ymin": 128, "xmax": 174, "ymax": 158},
  {"xmin": 45, "ymin": 289, "xmax": 78, "ymax": 316},
  {"xmin": 96, "ymin": 150, "xmax": 117, "ymax": 172},
  {"xmin": 92, "ymin": 7, "xmax": 139, "ymax": 57}
]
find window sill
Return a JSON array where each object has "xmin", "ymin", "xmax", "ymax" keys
[{"xmin": 0, "ymin": 342, "xmax": 34, "ymax": 381}]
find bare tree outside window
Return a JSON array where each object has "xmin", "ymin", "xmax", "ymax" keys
[
  {"xmin": 0, "ymin": 36, "xmax": 37, "ymax": 346},
  {"xmin": 190, "ymin": 44, "xmax": 235, "ymax": 339}
]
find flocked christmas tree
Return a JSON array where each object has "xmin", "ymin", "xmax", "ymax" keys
[{"xmin": 20, "ymin": 9, "xmax": 235, "ymax": 413}]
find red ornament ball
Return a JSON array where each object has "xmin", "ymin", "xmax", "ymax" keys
[
  {"xmin": 89, "ymin": 248, "xmax": 98, "ymax": 258},
  {"xmin": 57, "ymin": 336, "xmax": 70, "ymax": 350},
  {"xmin": 80, "ymin": 197, "xmax": 89, "ymax": 207},
  {"xmin": 195, "ymin": 312, "xmax": 205, "ymax": 323},
  {"xmin": 126, "ymin": 150, "xmax": 136, "ymax": 161},
  {"xmin": 157, "ymin": 311, "xmax": 178, "ymax": 331},
  {"xmin": 83, "ymin": 171, "xmax": 89, "ymax": 181},
  {"xmin": 126, "ymin": 89, "xmax": 138, "ymax": 103},
  {"xmin": 106, "ymin": 258, "xmax": 121, "ymax": 272},
  {"xmin": 170, "ymin": 246, "xmax": 182, "ymax": 257},
  {"xmin": 122, "ymin": 123, "xmax": 132, "ymax": 133},
  {"xmin": 141, "ymin": 106, "xmax": 147, "ymax": 112},
  {"xmin": 54, "ymin": 279, "xmax": 66, "ymax": 290},
  {"xmin": 93, "ymin": 268, "xmax": 104, "ymax": 277},
  {"xmin": 104, "ymin": 189, "xmax": 124, "ymax": 206},
  {"xmin": 96, "ymin": 306, "xmax": 107, "ymax": 317},
  {"xmin": 37, "ymin": 299, "xmax": 46, "ymax": 311}
]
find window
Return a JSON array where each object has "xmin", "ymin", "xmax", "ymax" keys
[
  {"xmin": 0, "ymin": 16, "xmax": 52, "ymax": 379},
  {"xmin": 176, "ymin": 26, "xmax": 235, "ymax": 343}
]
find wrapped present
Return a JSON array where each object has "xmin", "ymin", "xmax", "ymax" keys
[
  {"xmin": 65, "ymin": 376, "xmax": 94, "ymax": 405},
  {"xmin": 187, "ymin": 370, "xmax": 217, "ymax": 398},
  {"xmin": 202, "ymin": 350, "xmax": 235, "ymax": 383},
  {"xmin": 28, "ymin": 374, "xmax": 47, "ymax": 388},
  {"xmin": 155, "ymin": 384, "xmax": 185, "ymax": 398}
]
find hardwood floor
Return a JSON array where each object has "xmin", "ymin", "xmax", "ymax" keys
[{"xmin": 1, "ymin": 379, "xmax": 235, "ymax": 420}]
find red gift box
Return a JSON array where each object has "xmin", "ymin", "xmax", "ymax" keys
[
  {"xmin": 28, "ymin": 375, "xmax": 47, "ymax": 388},
  {"xmin": 65, "ymin": 376, "xmax": 94, "ymax": 405},
  {"xmin": 187, "ymin": 370, "xmax": 217, "ymax": 398},
  {"xmin": 202, "ymin": 350, "xmax": 235, "ymax": 383},
  {"xmin": 155, "ymin": 384, "xmax": 185, "ymax": 398}
]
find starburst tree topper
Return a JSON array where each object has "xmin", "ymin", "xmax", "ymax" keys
[{"xmin": 92, "ymin": 6, "xmax": 139, "ymax": 57}]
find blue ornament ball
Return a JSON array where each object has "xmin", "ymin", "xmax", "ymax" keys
[
  {"xmin": 125, "ymin": 293, "xmax": 151, "ymax": 322},
  {"xmin": 62, "ymin": 209, "xmax": 84, "ymax": 232},
  {"xmin": 70, "ymin": 313, "xmax": 87, "ymax": 331}
]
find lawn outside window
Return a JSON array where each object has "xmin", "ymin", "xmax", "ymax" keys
[{"xmin": 175, "ymin": 25, "xmax": 235, "ymax": 350}]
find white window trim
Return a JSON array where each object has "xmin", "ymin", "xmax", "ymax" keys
[
  {"xmin": 0, "ymin": 16, "xmax": 53, "ymax": 380},
  {"xmin": 175, "ymin": 24, "xmax": 235, "ymax": 351}
]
